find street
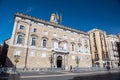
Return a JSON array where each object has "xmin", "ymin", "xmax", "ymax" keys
[
  {"xmin": 19, "ymin": 70, "xmax": 120, "ymax": 80},
  {"xmin": 0, "ymin": 69, "xmax": 120, "ymax": 80}
]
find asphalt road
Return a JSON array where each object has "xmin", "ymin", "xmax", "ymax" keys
[
  {"xmin": 20, "ymin": 76, "xmax": 74, "ymax": 80},
  {"xmin": 20, "ymin": 72, "xmax": 120, "ymax": 80},
  {"xmin": 0, "ymin": 70, "xmax": 120, "ymax": 80},
  {"xmin": 20, "ymin": 70, "xmax": 120, "ymax": 80}
]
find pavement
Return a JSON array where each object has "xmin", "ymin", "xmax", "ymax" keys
[
  {"xmin": 20, "ymin": 70, "xmax": 119, "ymax": 78},
  {"xmin": 0, "ymin": 69, "xmax": 120, "ymax": 80}
]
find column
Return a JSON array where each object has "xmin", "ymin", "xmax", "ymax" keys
[
  {"xmin": 10, "ymin": 20, "xmax": 19, "ymax": 46},
  {"xmin": 25, "ymin": 23, "xmax": 31, "ymax": 47},
  {"xmin": 53, "ymin": 53, "xmax": 56, "ymax": 68},
  {"xmin": 64, "ymin": 54, "xmax": 65, "ymax": 69},
  {"xmin": 65, "ymin": 54, "xmax": 69, "ymax": 70}
]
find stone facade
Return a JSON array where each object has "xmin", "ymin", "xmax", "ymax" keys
[
  {"xmin": 0, "ymin": 44, "xmax": 3, "ymax": 66},
  {"xmin": 88, "ymin": 29, "xmax": 110, "ymax": 68},
  {"xmin": 88, "ymin": 29, "xmax": 120, "ymax": 68},
  {"xmin": 0, "ymin": 44, "xmax": 2, "ymax": 55},
  {"xmin": 5, "ymin": 13, "xmax": 92, "ymax": 69},
  {"xmin": 107, "ymin": 35, "xmax": 119, "ymax": 68}
]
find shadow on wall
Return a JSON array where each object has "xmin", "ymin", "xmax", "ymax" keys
[
  {"xmin": 0, "ymin": 40, "xmax": 14, "ymax": 67},
  {"xmin": 5, "ymin": 57, "xmax": 14, "ymax": 67}
]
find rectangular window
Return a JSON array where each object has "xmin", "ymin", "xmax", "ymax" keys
[
  {"xmin": 63, "ymin": 42, "xmax": 67, "ymax": 50},
  {"xmin": 52, "ymin": 40, "xmax": 58, "ymax": 48},
  {"xmin": 19, "ymin": 25, "xmax": 24, "ymax": 30},
  {"xmin": 33, "ymin": 28, "xmax": 37, "ymax": 32},
  {"xmin": 14, "ymin": 50, "xmax": 21, "ymax": 57}
]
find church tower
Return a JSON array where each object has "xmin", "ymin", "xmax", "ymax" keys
[{"xmin": 50, "ymin": 13, "xmax": 58, "ymax": 24}]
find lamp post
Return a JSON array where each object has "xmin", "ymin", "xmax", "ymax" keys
[
  {"xmin": 14, "ymin": 55, "xmax": 20, "ymax": 80},
  {"xmin": 49, "ymin": 55, "xmax": 54, "ymax": 70},
  {"xmin": 94, "ymin": 61, "xmax": 96, "ymax": 67},
  {"xmin": 75, "ymin": 56, "xmax": 80, "ymax": 68}
]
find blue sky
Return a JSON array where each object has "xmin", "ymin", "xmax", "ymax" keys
[{"xmin": 0, "ymin": 0, "xmax": 120, "ymax": 44}]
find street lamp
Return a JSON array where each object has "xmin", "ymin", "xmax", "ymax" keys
[
  {"xmin": 14, "ymin": 55, "xmax": 20, "ymax": 80},
  {"xmin": 75, "ymin": 56, "xmax": 80, "ymax": 68},
  {"xmin": 14, "ymin": 55, "xmax": 20, "ymax": 73},
  {"xmin": 49, "ymin": 55, "xmax": 54, "ymax": 70}
]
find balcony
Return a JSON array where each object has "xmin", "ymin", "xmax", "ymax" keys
[
  {"xmin": 52, "ymin": 47, "xmax": 69, "ymax": 54},
  {"xmin": 114, "ymin": 54, "xmax": 119, "ymax": 57},
  {"xmin": 94, "ymin": 58, "xmax": 99, "ymax": 61},
  {"xmin": 102, "ymin": 58, "xmax": 110, "ymax": 61}
]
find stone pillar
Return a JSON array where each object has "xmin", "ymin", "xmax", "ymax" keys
[
  {"xmin": 63, "ymin": 54, "xmax": 66, "ymax": 69},
  {"xmin": 53, "ymin": 53, "xmax": 56, "ymax": 68},
  {"xmin": 99, "ymin": 60, "xmax": 103, "ymax": 68},
  {"xmin": 25, "ymin": 23, "xmax": 31, "ymax": 47},
  {"xmin": 65, "ymin": 54, "xmax": 69, "ymax": 70},
  {"xmin": 10, "ymin": 19, "xmax": 19, "ymax": 46}
]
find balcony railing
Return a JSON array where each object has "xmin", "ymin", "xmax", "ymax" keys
[
  {"xmin": 114, "ymin": 54, "xmax": 119, "ymax": 57},
  {"xmin": 94, "ymin": 58, "xmax": 99, "ymax": 61},
  {"xmin": 52, "ymin": 47, "xmax": 69, "ymax": 53},
  {"xmin": 113, "ymin": 49, "xmax": 118, "ymax": 51},
  {"xmin": 102, "ymin": 58, "xmax": 110, "ymax": 61}
]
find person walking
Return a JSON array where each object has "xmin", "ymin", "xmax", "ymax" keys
[{"xmin": 70, "ymin": 65, "xmax": 72, "ymax": 71}]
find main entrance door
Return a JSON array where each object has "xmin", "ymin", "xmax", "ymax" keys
[{"xmin": 57, "ymin": 56, "xmax": 62, "ymax": 68}]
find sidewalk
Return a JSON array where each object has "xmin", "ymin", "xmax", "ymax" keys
[
  {"xmin": 0, "ymin": 69, "xmax": 120, "ymax": 80},
  {"xmin": 20, "ymin": 69, "xmax": 120, "ymax": 78}
]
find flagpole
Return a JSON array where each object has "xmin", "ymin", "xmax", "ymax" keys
[{"xmin": 60, "ymin": 13, "xmax": 62, "ymax": 24}]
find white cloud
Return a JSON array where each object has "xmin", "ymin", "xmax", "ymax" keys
[{"xmin": 24, "ymin": 6, "xmax": 33, "ymax": 13}]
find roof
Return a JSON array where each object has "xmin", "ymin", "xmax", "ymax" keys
[
  {"xmin": 107, "ymin": 34, "xmax": 118, "ymax": 39},
  {"xmin": 15, "ymin": 12, "xmax": 88, "ymax": 35},
  {"xmin": 88, "ymin": 28, "xmax": 105, "ymax": 34}
]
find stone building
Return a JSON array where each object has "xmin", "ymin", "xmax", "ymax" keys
[
  {"xmin": 88, "ymin": 29, "xmax": 109, "ymax": 68},
  {"xmin": 117, "ymin": 34, "xmax": 120, "ymax": 64},
  {"xmin": 0, "ymin": 44, "xmax": 2, "ymax": 55},
  {"xmin": 107, "ymin": 35, "xmax": 119, "ymax": 68},
  {"xmin": 5, "ymin": 13, "xmax": 92, "ymax": 69},
  {"xmin": 0, "ymin": 44, "xmax": 3, "ymax": 66}
]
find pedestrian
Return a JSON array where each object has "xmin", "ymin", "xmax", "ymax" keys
[
  {"xmin": 106, "ymin": 66, "xmax": 110, "ymax": 71},
  {"xmin": 70, "ymin": 65, "xmax": 72, "ymax": 71},
  {"xmin": 118, "ymin": 63, "xmax": 120, "ymax": 68}
]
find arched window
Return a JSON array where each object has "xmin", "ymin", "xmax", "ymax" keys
[
  {"xmin": 33, "ymin": 28, "xmax": 37, "ymax": 32},
  {"xmin": 84, "ymin": 40, "xmax": 89, "ymax": 53},
  {"xmin": 31, "ymin": 37, "xmax": 37, "ymax": 46},
  {"xmin": 17, "ymin": 34, "xmax": 24, "ymax": 44},
  {"xmin": 84, "ymin": 40, "xmax": 88, "ymax": 47},
  {"xmin": 71, "ymin": 43, "xmax": 75, "ymax": 51},
  {"xmin": 78, "ymin": 44, "xmax": 82, "ymax": 52},
  {"xmin": 63, "ymin": 42, "xmax": 67, "ymax": 50},
  {"xmin": 42, "ymin": 39, "xmax": 47, "ymax": 48},
  {"xmin": 52, "ymin": 39, "xmax": 58, "ymax": 48}
]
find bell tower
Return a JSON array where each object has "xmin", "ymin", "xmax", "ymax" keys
[{"xmin": 50, "ymin": 13, "xmax": 58, "ymax": 24}]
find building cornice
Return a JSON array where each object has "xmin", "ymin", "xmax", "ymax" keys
[
  {"xmin": 88, "ymin": 28, "xmax": 105, "ymax": 34},
  {"xmin": 15, "ymin": 12, "xmax": 88, "ymax": 35},
  {"xmin": 107, "ymin": 34, "xmax": 118, "ymax": 39}
]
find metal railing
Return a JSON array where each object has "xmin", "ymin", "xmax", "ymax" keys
[
  {"xmin": 0, "ymin": 67, "xmax": 120, "ymax": 73},
  {"xmin": 72, "ymin": 67, "xmax": 108, "ymax": 72}
]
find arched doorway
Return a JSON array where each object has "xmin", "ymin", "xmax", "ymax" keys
[{"xmin": 56, "ymin": 56, "xmax": 62, "ymax": 68}]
